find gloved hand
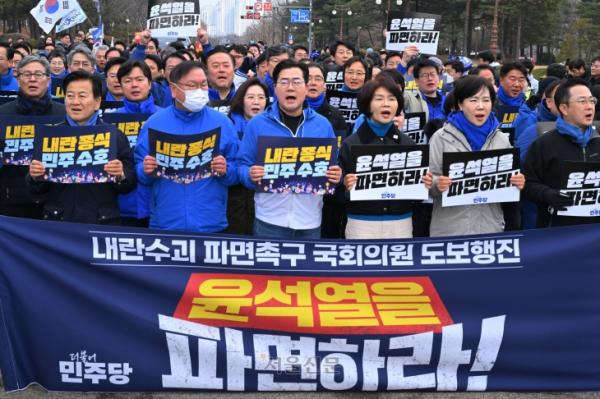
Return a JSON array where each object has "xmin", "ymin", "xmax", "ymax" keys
[{"xmin": 543, "ymin": 189, "xmax": 573, "ymax": 208}]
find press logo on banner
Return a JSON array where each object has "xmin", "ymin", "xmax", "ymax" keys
[{"xmin": 58, "ymin": 350, "xmax": 133, "ymax": 385}]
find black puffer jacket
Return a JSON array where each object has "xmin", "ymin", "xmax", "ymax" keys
[
  {"xmin": 25, "ymin": 119, "xmax": 136, "ymax": 225},
  {"xmin": 339, "ymin": 121, "xmax": 419, "ymax": 216},
  {"xmin": 523, "ymin": 128, "xmax": 600, "ymax": 227}
]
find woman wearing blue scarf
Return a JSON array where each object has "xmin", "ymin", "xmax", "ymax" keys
[
  {"xmin": 226, "ymin": 78, "xmax": 269, "ymax": 235},
  {"xmin": 339, "ymin": 77, "xmax": 433, "ymax": 239},
  {"xmin": 341, "ymin": 56, "xmax": 370, "ymax": 93},
  {"xmin": 429, "ymin": 75, "xmax": 526, "ymax": 237}
]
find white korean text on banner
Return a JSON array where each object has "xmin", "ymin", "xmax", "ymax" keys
[
  {"xmin": 1, "ymin": 216, "xmax": 600, "ymax": 392},
  {"xmin": 442, "ymin": 148, "xmax": 520, "ymax": 207},
  {"xmin": 350, "ymin": 144, "xmax": 429, "ymax": 201},
  {"xmin": 148, "ymin": 128, "xmax": 220, "ymax": 184},
  {"xmin": 558, "ymin": 161, "xmax": 600, "ymax": 217},
  {"xmin": 32, "ymin": 125, "xmax": 118, "ymax": 184},
  {"xmin": 256, "ymin": 136, "xmax": 338, "ymax": 195},
  {"xmin": 402, "ymin": 112, "xmax": 427, "ymax": 145},
  {"xmin": 0, "ymin": 115, "xmax": 64, "ymax": 165},
  {"xmin": 327, "ymin": 90, "xmax": 359, "ymax": 127},
  {"xmin": 147, "ymin": 0, "xmax": 201, "ymax": 39},
  {"xmin": 102, "ymin": 113, "xmax": 151, "ymax": 149},
  {"xmin": 385, "ymin": 12, "xmax": 442, "ymax": 55}
]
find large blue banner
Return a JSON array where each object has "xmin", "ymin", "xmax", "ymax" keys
[{"xmin": 0, "ymin": 216, "xmax": 599, "ymax": 392}]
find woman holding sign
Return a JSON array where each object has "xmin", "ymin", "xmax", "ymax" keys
[
  {"xmin": 429, "ymin": 75, "xmax": 525, "ymax": 237},
  {"xmin": 340, "ymin": 77, "xmax": 433, "ymax": 239}
]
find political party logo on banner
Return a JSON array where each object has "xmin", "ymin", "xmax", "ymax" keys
[
  {"xmin": 386, "ymin": 12, "xmax": 441, "ymax": 55},
  {"xmin": 0, "ymin": 90, "xmax": 18, "ymax": 106},
  {"xmin": 102, "ymin": 113, "xmax": 151, "ymax": 148},
  {"xmin": 3, "ymin": 216, "xmax": 600, "ymax": 392},
  {"xmin": 50, "ymin": 77, "xmax": 65, "ymax": 98},
  {"xmin": 0, "ymin": 115, "xmax": 64, "ymax": 165},
  {"xmin": 442, "ymin": 148, "xmax": 520, "ymax": 207},
  {"xmin": 32, "ymin": 125, "xmax": 118, "ymax": 183},
  {"xmin": 325, "ymin": 69, "xmax": 344, "ymax": 92},
  {"xmin": 558, "ymin": 161, "xmax": 600, "ymax": 217},
  {"xmin": 147, "ymin": 0, "xmax": 201, "ymax": 39},
  {"xmin": 494, "ymin": 105, "xmax": 520, "ymax": 144},
  {"xmin": 55, "ymin": 0, "xmax": 87, "ymax": 33},
  {"xmin": 148, "ymin": 128, "xmax": 220, "ymax": 184},
  {"xmin": 327, "ymin": 90, "xmax": 359, "ymax": 127},
  {"xmin": 402, "ymin": 112, "xmax": 427, "ymax": 144},
  {"xmin": 350, "ymin": 144, "xmax": 429, "ymax": 201},
  {"xmin": 256, "ymin": 136, "xmax": 338, "ymax": 195}
]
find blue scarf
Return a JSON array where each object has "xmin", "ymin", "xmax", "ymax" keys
[
  {"xmin": 122, "ymin": 95, "xmax": 159, "ymax": 114},
  {"xmin": 208, "ymin": 84, "xmax": 236, "ymax": 102},
  {"xmin": 536, "ymin": 99, "xmax": 557, "ymax": 122},
  {"xmin": 497, "ymin": 85, "xmax": 525, "ymax": 107},
  {"xmin": 556, "ymin": 116, "xmax": 594, "ymax": 148},
  {"xmin": 447, "ymin": 111, "xmax": 500, "ymax": 151},
  {"xmin": 66, "ymin": 110, "xmax": 100, "ymax": 126},
  {"xmin": 105, "ymin": 91, "xmax": 121, "ymax": 102},
  {"xmin": 50, "ymin": 70, "xmax": 68, "ymax": 80},
  {"xmin": 306, "ymin": 93, "xmax": 325, "ymax": 110},
  {"xmin": 367, "ymin": 118, "xmax": 393, "ymax": 137},
  {"xmin": 341, "ymin": 84, "xmax": 360, "ymax": 93}
]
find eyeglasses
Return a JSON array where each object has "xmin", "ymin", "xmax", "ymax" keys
[
  {"xmin": 308, "ymin": 76, "xmax": 324, "ymax": 82},
  {"xmin": 570, "ymin": 97, "xmax": 598, "ymax": 105},
  {"xmin": 18, "ymin": 71, "xmax": 48, "ymax": 80},
  {"xmin": 345, "ymin": 70, "xmax": 365, "ymax": 77},
  {"xmin": 419, "ymin": 72, "xmax": 438, "ymax": 79},
  {"xmin": 121, "ymin": 76, "xmax": 148, "ymax": 85},
  {"xmin": 506, "ymin": 76, "xmax": 527, "ymax": 84},
  {"xmin": 175, "ymin": 81, "xmax": 208, "ymax": 90},
  {"xmin": 244, "ymin": 94, "xmax": 266, "ymax": 101},
  {"xmin": 276, "ymin": 78, "xmax": 304, "ymax": 87}
]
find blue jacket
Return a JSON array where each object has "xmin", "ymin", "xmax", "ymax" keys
[
  {"xmin": 515, "ymin": 100, "xmax": 557, "ymax": 164},
  {"xmin": 512, "ymin": 102, "xmax": 536, "ymax": 148},
  {"xmin": 134, "ymin": 105, "xmax": 239, "ymax": 232},
  {"xmin": 237, "ymin": 101, "xmax": 335, "ymax": 189},
  {"xmin": 237, "ymin": 101, "xmax": 335, "ymax": 229},
  {"xmin": 0, "ymin": 69, "xmax": 18, "ymax": 91},
  {"xmin": 115, "ymin": 97, "xmax": 163, "ymax": 219},
  {"xmin": 152, "ymin": 79, "xmax": 173, "ymax": 108}
]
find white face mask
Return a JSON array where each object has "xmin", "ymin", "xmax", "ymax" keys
[{"xmin": 176, "ymin": 86, "xmax": 209, "ymax": 112}]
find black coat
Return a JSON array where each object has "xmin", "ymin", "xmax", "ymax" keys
[
  {"xmin": 339, "ymin": 122, "xmax": 418, "ymax": 216},
  {"xmin": 0, "ymin": 96, "xmax": 66, "ymax": 218},
  {"xmin": 523, "ymin": 128, "xmax": 600, "ymax": 227},
  {"xmin": 25, "ymin": 119, "xmax": 137, "ymax": 225}
]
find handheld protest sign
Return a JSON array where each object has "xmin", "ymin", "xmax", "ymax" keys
[
  {"xmin": 147, "ymin": 0, "xmax": 201, "ymax": 38},
  {"xmin": 326, "ymin": 90, "xmax": 359, "ymax": 127},
  {"xmin": 557, "ymin": 161, "xmax": 600, "ymax": 217},
  {"xmin": 50, "ymin": 77, "xmax": 65, "ymax": 99},
  {"xmin": 350, "ymin": 144, "xmax": 429, "ymax": 201},
  {"xmin": 149, "ymin": 127, "xmax": 220, "ymax": 184},
  {"xmin": 385, "ymin": 12, "xmax": 441, "ymax": 55},
  {"xmin": 32, "ymin": 124, "xmax": 118, "ymax": 184},
  {"xmin": 0, "ymin": 90, "xmax": 18, "ymax": 106},
  {"xmin": 100, "ymin": 100, "xmax": 125, "ymax": 116},
  {"xmin": 256, "ymin": 136, "xmax": 338, "ymax": 195},
  {"xmin": 324, "ymin": 69, "xmax": 344, "ymax": 91},
  {"xmin": 495, "ymin": 105, "xmax": 520, "ymax": 144},
  {"xmin": 441, "ymin": 148, "xmax": 520, "ymax": 207},
  {"xmin": 0, "ymin": 115, "xmax": 64, "ymax": 165},
  {"xmin": 401, "ymin": 112, "xmax": 427, "ymax": 145},
  {"xmin": 103, "ymin": 113, "xmax": 151, "ymax": 148}
]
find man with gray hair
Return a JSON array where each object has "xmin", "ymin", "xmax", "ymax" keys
[
  {"xmin": 94, "ymin": 45, "xmax": 110, "ymax": 74},
  {"xmin": 0, "ymin": 55, "xmax": 66, "ymax": 219},
  {"xmin": 67, "ymin": 45, "xmax": 96, "ymax": 73}
]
